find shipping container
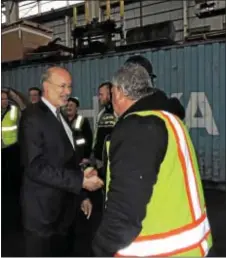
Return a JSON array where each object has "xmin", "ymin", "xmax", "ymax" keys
[{"xmin": 1, "ymin": 41, "xmax": 225, "ymax": 186}]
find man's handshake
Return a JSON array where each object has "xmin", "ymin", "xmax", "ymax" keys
[{"xmin": 82, "ymin": 167, "xmax": 104, "ymax": 191}]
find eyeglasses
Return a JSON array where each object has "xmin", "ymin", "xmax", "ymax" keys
[{"xmin": 47, "ymin": 80, "xmax": 72, "ymax": 90}]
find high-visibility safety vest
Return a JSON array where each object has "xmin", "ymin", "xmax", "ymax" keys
[
  {"xmin": 1, "ymin": 105, "xmax": 19, "ymax": 147},
  {"xmin": 105, "ymin": 110, "xmax": 212, "ymax": 257},
  {"xmin": 72, "ymin": 115, "xmax": 86, "ymax": 146},
  {"xmin": 72, "ymin": 114, "xmax": 84, "ymax": 131}
]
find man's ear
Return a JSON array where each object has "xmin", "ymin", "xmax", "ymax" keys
[
  {"xmin": 117, "ymin": 86, "xmax": 124, "ymax": 101},
  {"xmin": 42, "ymin": 81, "xmax": 48, "ymax": 93}
]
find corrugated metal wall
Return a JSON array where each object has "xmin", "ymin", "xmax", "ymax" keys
[{"xmin": 2, "ymin": 41, "xmax": 226, "ymax": 184}]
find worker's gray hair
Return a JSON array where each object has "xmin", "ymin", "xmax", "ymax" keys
[{"xmin": 112, "ymin": 63, "xmax": 153, "ymax": 100}]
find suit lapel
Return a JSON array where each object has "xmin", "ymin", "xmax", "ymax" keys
[{"xmin": 39, "ymin": 101, "xmax": 75, "ymax": 153}]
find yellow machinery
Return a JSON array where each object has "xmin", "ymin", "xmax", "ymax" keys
[{"xmin": 71, "ymin": 0, "xmax": 125, "ymax": 56}]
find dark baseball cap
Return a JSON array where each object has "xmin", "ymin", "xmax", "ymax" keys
[
  {"xmin": 125, "ymin": 55, "xmax": 157, "ymax": 78},
  {"xmin": 68, "ymin": 97, "xmax": 80, "ymax": 107}
]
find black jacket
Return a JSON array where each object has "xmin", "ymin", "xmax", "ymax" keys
[
  {"xmin": 93, "ymin": 103, "xmax": 116, "ymax": 161},
  {"xmin": 92, "ymin": 90, "xmax": 185, "ymax": 256},
  {"xmin": 19, "ymin": 101, "xmax": 84, "ymax": 236}
]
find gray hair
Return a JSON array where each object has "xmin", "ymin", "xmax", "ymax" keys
[
  {"xmin": 40, "ymin": 69, "xmax": 52, "ymax": 86},
  {"xmin": 112, "ymin": 63, "xmax": 154, "ymax": 100}
]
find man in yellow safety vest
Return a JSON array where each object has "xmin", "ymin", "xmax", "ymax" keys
[
  {"xmin": 1, "ymin": 90, "xmax": 20, "ymax": 148},
  {"xmin": 92, "ymin": 62, "xmax": 213, "ymax": 257},
  {"xmin": 1, "ymin": 90, "xmax": 21, "ymax": 233}
]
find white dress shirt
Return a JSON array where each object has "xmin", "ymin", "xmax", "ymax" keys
[{"xmin": 41, "ymin": 97, "xmax": 75, "ymax": 149}]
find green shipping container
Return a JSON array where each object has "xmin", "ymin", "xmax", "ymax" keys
[{"xmin": 2, "ymin": 41, "xmax": 226, "ymax": 187}]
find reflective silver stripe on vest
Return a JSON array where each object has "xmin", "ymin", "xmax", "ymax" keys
[
  {"xmin": 76, "ymin": 138, "xmax": 86, "ymax": 145},
  {"xmin": 117, "ymin": 216, "xmax": 210, "ymax": 256},
  {"xmin": 75, "ymin": 115, "xmax": 83, "ymax": 130},
  {"xmin": 10, "ymin": 106, "xmax": 17, "ymax": 120},
  {"xmin": 1, "ymin": 125, "xmax": 18, "ymax": 132}
]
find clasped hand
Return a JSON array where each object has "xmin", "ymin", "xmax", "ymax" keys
[{"xmin": 82, "ymin": 167, "xmax": 104, "ymax": 191}]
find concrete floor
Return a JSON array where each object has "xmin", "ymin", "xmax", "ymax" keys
[{"xmin": 1, "ymin": 188, "xmax": 226, "ymax": 257}]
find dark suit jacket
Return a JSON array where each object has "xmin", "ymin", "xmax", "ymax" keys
[{"xmin": 19, "ymin": 101, "xmax": 84, "ymax": 236}]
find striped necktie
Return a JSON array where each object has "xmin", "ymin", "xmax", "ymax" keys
[{"xmin": 56, "ymin": 108, "xmax": 63, "ymax": 124}]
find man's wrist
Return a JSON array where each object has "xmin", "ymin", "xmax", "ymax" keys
[
  {"xmin": 82, "ymin": 176, "xmax": 88, "ymax": 189},
  {"xmin": 84, "ymin": 166, "xmax": 94, "ymax": 174}
]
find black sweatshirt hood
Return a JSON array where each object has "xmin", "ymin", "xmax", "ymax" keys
[
  {"xmin": 104, "ymin": 102, "xmax": 114, "ymax": 113},
  {"xmin": 122, "ymin": 89, "xmax": 185, "ymax": 120}
]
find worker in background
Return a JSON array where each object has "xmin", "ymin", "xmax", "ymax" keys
[
  {"xmin": 92, "ymin": 62, "xmax": 213, "ymax": 257},
  {"xmin": 93, "ymin": 82, "xmax": 117, "ymax": 171},
  {"xmin": 1, "ymin": 90, "xmax": 21, "ymax": 233},
  {"xmin": 66, "ymin": 97, "xmax": 93, "ymax": 160},
  {"xmin": 28, "ymin": 87, "xmax": 42, "ymax": 104},
  {"xmin": 1, "ymin": 90, "xmax": 20, "ymax": 149},
  {"xmin": 91, "ymin": 82, "xmax": 117, "ymax": 241},
  {"xmin": 125, "ymin": 55, "xmax": 185, "ymax": 120},
  {"xmin": 65, "ymin": 96, "xmax": 94, "ymax": 256}
]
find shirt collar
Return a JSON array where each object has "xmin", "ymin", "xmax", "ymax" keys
[{"xmin": 41, "ymin": 97, "xmax": 57, "ymax": 116}]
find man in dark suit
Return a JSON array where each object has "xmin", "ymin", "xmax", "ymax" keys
[{"xmin": 19, "ymin": 67, "xmax": 103, "ymax": 257}]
